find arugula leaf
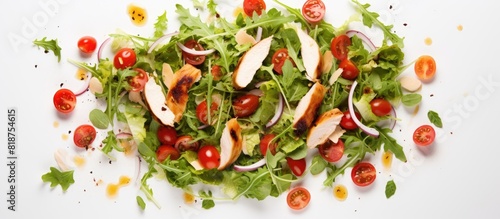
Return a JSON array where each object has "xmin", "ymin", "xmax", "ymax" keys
[
  {"xmin": 41, "ymin": 167, "xmax": 75, "ymax": 192},
  {"xmin": 385, "ymin": 180, "xmax": 396, "ymax": 198},
  {"xmin": 136, "ymin": 196, "xmax": 146, "ymax": 210},
  {"xmin": 33, "ymin": 37, "xmax": 62, "ymax": 62},
  {"xmin": 376, "ymin": 127, "xmax": 407, "ymax": 162},
  {"xmin": 199, "ymin": 190, "xmax": 215, "ymax": 209},
  {"xmin": 428, "ymin": 110, "xmax": 443, "ymax": 128},
  {"xmin": 154, "ymin": 11, "xmax": 168, "ymax": 38}
]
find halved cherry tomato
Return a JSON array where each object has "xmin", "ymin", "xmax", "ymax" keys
[
  {"xmin": 243, "ymin": 0, "xmax": 266, "ymax": 16},
  {"xmin": 157, "ymin": 125, "xmax": 178, "ymax": 146},
  {"xmin": 259, "ymin": 134, "xmax": 277, "ymax": 156},
  {"xmin": 414, "ymin": 55, "xmax": 436, "ymax": 82},
  {"xmin": 339, "ymin": 59, "xmax": 359, "ymax": 80},
  {"xmin": 113, "ymin": 48, "xmax": 136, "ymax": 70},
  {"xmin": 330, "ymin": 34, "xmax": 351, "ymax": 60},
  {"xmin": 196, "ymin": 100, "xmax": 219, "ymax": 125},
  {"xmin": 127, "ymin": 68, "xmax": 149, "ymax": 91},
  {"xmin": 302, "ymin": 0, "xmax": 326, "ymax": 24},
  {"xmin": 340, "ymin": 110, "xmax": 361, "ymax": 130},
  {"xmin": 351, "ymin": 162, "xmax": 376, "ymax": 187},
  {"xmin": 413, "ymin": 125, "xmax": 436, "ymax": 146},
  {"xmin": 73, "ymin": 124, "xmax": 97, "ymax": 148},
  {"xmin": 182, "ymin": 39, "xmax": 206, "ymax": 66},
  {"xmin": 233, "ymin": 94, "xmax": 260, "ymax": 117},
  {"xmin": 318, "ymin": 139, "xmax": 344, "ymax": 162},
  {"xmin": 211, "ymin": 65, "xmax": 222, "ymax": 81},
  {"xmin": 198, "ymin": 145, "xmax": 220, "ymax": 169},
  {"xmin": 271, "ymin": 48, "xmax": 292, "ymax": 74},
  {"xmin": 286, "ymin": 157, "xmax": 306, "ymax": 177},
  {"xmin": 287, "ymin": 187, "xmax": 311, "ymax": 210},
  {"xmin": 77, "ymin": 36, "xmax": 97, "ymax": 54},
  {"xmin": 156, "ymin": 145, "xmax": 180, "ymax": 162},
  {"xmin": 174, "ymin": 135, "xmax": 200, "ymax": 152},
  {"xmin": 370, "ymin": 98, "xmax": 392, "ymax": 117},
  {"xmin": 53, "ymin": 88, "xmax": 76, "ymax": 113}
]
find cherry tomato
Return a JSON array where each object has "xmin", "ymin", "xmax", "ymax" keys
[
  {"xmin": 351, "ymin": 162, "xmax": 376, "ymax": 187},
  {"xmin": 318, "ymin": 139, "xmax": 344, "ymax": 162},
  {"xmin": 73, "ymin": 124, "xmax": 97, "ymax": 148},
  {"xmin": 339, "ymin": 59, "xmax": 359, "ymax": 80},
  {"xmin": 182, "ymin": 39, "xmax": 206, "ymax": 66},
  {"xmin": 259, "ymin": 134, "xmax": 277, "ymax": 156},
  {"xmin": 127, "ymin": 68, "xmax": 149, "ymax": 92},
  {"xmin": 157, "ymin": 125, "xmax": 178, "ymax": 146},
  {"xmin": 286, "ymin": 157, "xmax": 306, "ymax": 177},
  {"xmin": 211, "ymin": 65, "xmax": 222, "ymax": 81},
  {"xmin": 330, "ymin": 34, "xmax": 351, "ymax": 60},
  {"xmin": 196, "ymin": 100, "xmax": 218, "ymax": 125},
  {"xmin": 53, "ymin": 88, "xmax": 76, "ymax": 113},
  {"xmin": 156, "ymin": 145, "xmax": 180, "ymax": 162},
  {"xmin": 370, "ymin": 98, "xmax": 392, "ymax": 117},
  {"xmin": 174, "ymin": 135, "xmax": 200, "ymax": 152},
  {"xmin": 271, "ymin": 48, "xmax": 292, "ymax": 75},
  {"xmin": 414, "ymin": 55, "xmax": 436, "ymax": 82},
  {"xmin": 113, "ymin": 48, "xmax": 136, "ymax": 70},
  {"xmin": 287, "ymin": 187, "xmax": 311, "ymax": 210},
  {"xmin": 340, "ymin": 111, "xmax": 361, "ymax": 130},
  {"xmin": 77, "ymin": 36, "xmax": 97, "ymax": 54},
  {"xmin": 243, "ymin": 0, "xmax": 266, "ymax": 16},
  {"xmin": 302, "ymin": 0, "xmax": 326, "ymax": 24},
  {"xmin": 413, "ymin": 125, "xmax": 436, "ymax": 146},
  {"xmin": 233, "ymin": 94, "xmax": 260, "ymax": 117},
  {"xmin": 198, "ymin": 145, "xmax": 220, "ymax": 169}
]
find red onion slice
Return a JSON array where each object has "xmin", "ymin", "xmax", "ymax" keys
[
  {"xmin": 233, "ymin": 158, "xmax": 266, "ymax": 172},
  {"xmin": 97, "ymin": 37, "xmax": 112, "ymax": 61},
  {"xmin": 116, "ymin": 132, "xmax": 133, "ymax": 139},
  {"xmin": 147, "ymin": 32, "xmax": 179, "ymax": 54},
  {"xmin": 265, "ymin": 94, "xmax": 284, "ymax": 128},
  {"xmin": 377, "ymin": 106, "xmax": 398, "ymax": 130},
  {"xmin": 348, "ymin": 81, "xmax": 379, "ymax": 137},
  {"xmin": 248, "ymin": 89, "xmax": 264, "ymax": 97},
  {"xmin": 74, "ymin": 73, "xmax": 91, "ymax": 96},
  {"xmin": 176, "ymin": 42, "xmax": 215, "ymax": 56},
  {"xmin": 346, "ymin": 30, "xmax": 377, "ymax": 52}
]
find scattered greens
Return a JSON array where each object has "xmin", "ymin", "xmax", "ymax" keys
[
  {"xmin": 385, "ymin": 180, "xmax": 397, "ymax": 198},
  {"xmin": 33, "ymin": 37, "xmax": 62, "ymax": 62},
  {"xmin": 41, "ymin": 167, "xmax": 75, "ymax": 192},
  {"xmin": 401, "ymin": 93, "xmax": 422, "ymax": 106},
  {"xmin": 428, "ymin": 110, "xmax": 443, "ymax": 128},
  {"xmin": 136, "ymin": 196, "xmax": 146, "ymax": 210}
]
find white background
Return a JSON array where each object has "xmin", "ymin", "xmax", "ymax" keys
[{"xmin": 1, "ymin": 0, "xmax": 500, "ymax": 219}]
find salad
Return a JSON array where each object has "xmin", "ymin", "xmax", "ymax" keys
[{"xmin": 42, "ymin": 0, "xmax": 440, "ymax": 211}]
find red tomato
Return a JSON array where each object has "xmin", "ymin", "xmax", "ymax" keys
[
  {"xmin": 286, "ymin": 157, "xmax": 306, "ymax": 177},
  {"xmin": 157, "ymin": 125, "xmax": 178, "ymax": 146},
  {"xmin": 259, "ymin": 134, "xmax": 277, "ymax": 156},
  {"xmin": 370, "ymin": 98, "xmax": 392, "ymax": 117},
  {"xmin": 339, "ymin": 59, "xmax": 359, "ymax": 80},
  {"xmin": 318, "ymin": 139, "xmax": 344, "ymax": 162},
  {"xmin": 351, "ymin": 162, "xmax": 376, "ymax": 187},
  {"xmin": 302, "ymin": 0, "xmax": 326, "ymax": 24},
  {"xmin": 413, "ymin": 125, "xmax": 436, "ymax": 146},
  {"xmin": 156, "ymin": 145, "xmax": 180, "ymax": 162},
  {"xmin": 73, "ymin": 124, "xmax": 97, "ymax": 148},
  {"xmin": 287, "ymin": 187, "xmax": 311, "ymax": 210},
  {"xmin": 414, "ymin": 55, "xmax": 436, "ymax": 82},
  {"xmin": 77, "ymin": 36, "xmax": 97, "ymax": 54},
  {"xmin": 198, "ymin": 145, "xmax": 220, "ymax": 169},
  {"xmin": 196, "ymin": 100, "xmax": 218, "ymax": 125},
  {"xmin": 211, "ymin": 65, "xmax": 222, "ymax": 81},
  {"xmin": 174, "ymin": 135, "xmax": 200, "ymax": 152},
  {"xmin": 53, "ymin": 88, "xmax": 76, "ymax": 113},
  {"xmin": 271, "ymin": 48, "xmax": 292, "ymax": 74},
  {"xmin": 330, "ymin": 34, "xmax": 351, "ymax": 60},
  {"xmin": 340, "ymin": 111, "xmax": 361, "ymax": 130},
  {"xmin": 182, "ymin": 39, "xmax": 206, "ymax": 66},
  {"xmin": 233, "ymin": 94, "xmax": 260, "ymax": 117},
  {"xmin": 127, "ymin": 68, "xmax": 149, "ymax": 92},
  {"xmin": 243, "ymin": 0, "xmax": 266, "ymax": 16},
  {"xmin": 113, "ymin": 48, "xmax": 136, "ymax": 70}
]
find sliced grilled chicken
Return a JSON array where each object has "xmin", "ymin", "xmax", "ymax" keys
[
  {"xmin": 306, "ymin": 108, "xmax": 344, "ymax": 148},
  {"xmin": 321, "ymin": 50, "xmax": 334, "ymax": 74},
  {"xmin": 219, "ymin": 118, "xmax": 243, "ymax": 170},
  {"xmin": 166, "ymin": 64, "xmax": 201, "ymax": 122},
  {"xmin": 296, "ymin": 28, "xmax": 321, "ymax": 82},
  {"xmin": 143, "ymin": 78, "xmax": 176, "ymax": 127},
  {"xmin": 232, "ymin": 35, "xmax": 273, "ymax": 89},
  {"xmin": 293, "ymin": 82, "xmax": 327, "ymax": 136}
]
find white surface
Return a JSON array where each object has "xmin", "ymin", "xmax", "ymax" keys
[{"xmin": 1, "ymin": 0, "xmax": 500, "ymax": 218}]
